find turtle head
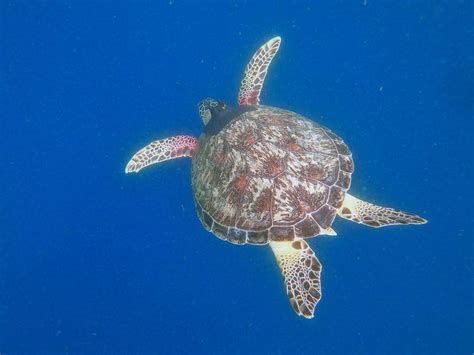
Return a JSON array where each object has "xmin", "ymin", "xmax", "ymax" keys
[{"xmin": 198, "ymin": 98, "xmax": 228, "ymax": 125}]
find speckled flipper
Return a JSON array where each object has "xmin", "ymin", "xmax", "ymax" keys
[
  {"xmin": 125, "ymin": 135, "xmax": 198, "ymax": 173},
  {"xmin": 238, "ymin": 36, "xmax": 281, "ymax": 106},
  {"xmin": 270, "ymin": 240, "xmax": 322, "ymax": 319},
  {"xmin": 338, "ymin": 193, "xmax": 427, "ymax": 228}
]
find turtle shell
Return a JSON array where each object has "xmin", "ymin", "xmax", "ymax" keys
[{"xmin": 192, "ymin": 106, "xmax": 354, "ymax": 245}]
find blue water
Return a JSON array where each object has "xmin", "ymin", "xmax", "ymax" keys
[{"xmin": 1, "ymin": 1, "xmax": 472, "ymax": 353}]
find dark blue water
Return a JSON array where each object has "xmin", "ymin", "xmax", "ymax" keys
[{"xmin": 1, "ymin": 1, "xmax": 472, "ymax": 353}]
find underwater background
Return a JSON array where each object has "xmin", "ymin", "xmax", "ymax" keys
[{"xmin": 1, "ymin": 1, "xmax": 473, "ymax": 353}]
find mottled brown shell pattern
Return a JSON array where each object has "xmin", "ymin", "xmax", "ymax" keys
[{"xmin": 192, "ymin": 106, "xmax": 354, "ymax": 245}]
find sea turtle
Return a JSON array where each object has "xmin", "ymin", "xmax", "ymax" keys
[{"xmin": 125, "ymin": 37, "xmax": 426, "ymax": 319}]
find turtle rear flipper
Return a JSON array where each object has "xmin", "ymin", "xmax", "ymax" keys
[
  {"xmin": 125, "ymin": 135, "xmax": 198, "ymax": 173},
  {"xmin": 338, "ymin": 193, "xmax": 427, "ymax": 228},
  {"xmin": 270, "ymin": 240, "xmax": 322, "ymax": 319}
]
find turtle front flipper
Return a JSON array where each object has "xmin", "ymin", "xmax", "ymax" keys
[
  {"xmin": 125, "ymin": 135, "xmax": 198, "ymax": 173},
  {"xmin": 338, "ymin": 193, "xmax": 427, "ymax": 228},
  {"xmin": 270, "ymin": 240, "xmax": 322, "ymax": 319},
  {"xmin": 238, "ymin": 36, "xmax": 281, "ymax": 106}
]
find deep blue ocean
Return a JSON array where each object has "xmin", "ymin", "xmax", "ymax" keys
[{"xmin": 1, "ymin": 1, "xmax": 473, "ymax": 353}]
